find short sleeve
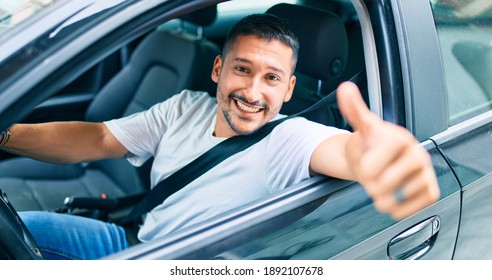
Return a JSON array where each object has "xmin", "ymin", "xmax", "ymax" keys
[
  {"xmin": 264, "ymin": 117, "xmax": 349, "ymax": 193},
  {"xmin": 104, "ymin": 90, "xmax": 204, "ymax": 166}
]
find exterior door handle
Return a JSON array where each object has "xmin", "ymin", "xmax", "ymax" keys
[{"xmin": 387, "ymin": 216, "xmax": 440, "ymax": 260}]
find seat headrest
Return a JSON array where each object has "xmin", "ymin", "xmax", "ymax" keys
[
  {"xmin": 267, "ymin": 3, "xmax": 348, "ymax": 81},
  {"xmin": 181, "ymin": 5, "xmax": 217, "ymax": 27}
]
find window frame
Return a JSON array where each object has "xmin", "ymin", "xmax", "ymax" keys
[{"xmin": 389, "ymin": 0, "xmax": 448, "ymax": 141}]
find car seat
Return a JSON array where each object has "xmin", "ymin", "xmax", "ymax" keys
[
  {"xmin": 267, "ymin": 3, "xmax": 349, "ymax": 126},
  {"xmin": 0, "ymin": 6, "xmax": 221, "ymax": 212},
  {"xmin": 270, "ymin": 3, "xmax": 365, "ymax": 128}
]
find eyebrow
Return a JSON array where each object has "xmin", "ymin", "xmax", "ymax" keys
[{"xmin": 233, "ymin": 57, "xmax": 286, "ymax": 76}]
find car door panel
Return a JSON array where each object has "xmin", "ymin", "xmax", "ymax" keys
[
  {"xmin": 245, "ymin": 142, "xmax": 461, "ymax": 260},
  {"xmin": 332, "ymin": 141, "xmax": 460, "ymax": 259}
]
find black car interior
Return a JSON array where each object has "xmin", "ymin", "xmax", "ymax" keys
[{"xmin": 0, "ymin": 1, "xmax": 365, "ymax": 220}]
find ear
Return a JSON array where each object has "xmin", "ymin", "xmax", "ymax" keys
[
  {"xmin": 283, "ymin": 74, "xmax": 296, "ymax": 103},
  {"xmin": 211, "ymin": 55, "xmax": 222, "ymax": 83}
]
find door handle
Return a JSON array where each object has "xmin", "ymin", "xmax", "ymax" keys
[{"xmin": 387, "ymin": 216, "xmax": 440, "ymax": 260}]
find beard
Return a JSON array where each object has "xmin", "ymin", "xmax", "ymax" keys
[
  {"xmin": 221, "ymin": 108, "xmax": 261, "ymax": 136},
  {"xmin": 216, "ymin": 86, "xmax": 283, "ymax": 136}
]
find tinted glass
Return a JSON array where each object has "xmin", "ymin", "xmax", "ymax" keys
[{"xmin": 430, "ymin": 0, "xmax": 492, "ymax": 125}]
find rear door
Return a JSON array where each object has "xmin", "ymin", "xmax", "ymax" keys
[{"xmin": 428, "ymin": 0, "xmax": 492, "ymax": 259}]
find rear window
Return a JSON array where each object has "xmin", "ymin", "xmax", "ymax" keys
[{"xmin": 430, "ymin": 0, "xmax": 492, "ymax": 125}]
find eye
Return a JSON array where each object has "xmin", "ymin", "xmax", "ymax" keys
[
  {"xmin": 266, "ymin": 74, "xmax": 280, "ymax": 82},
  {"xmin": 234, "ymin": 66, "xmax": 249, "ymax": 73}
]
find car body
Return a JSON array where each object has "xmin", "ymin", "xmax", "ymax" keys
[{"xmin": 0, "ymin": 0, "xmax": 491, "ymax": 260}]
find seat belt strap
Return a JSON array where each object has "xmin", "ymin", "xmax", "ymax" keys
[{"xmin": 119, "ymin": 72, "xmax": 366, "ymax": 224}]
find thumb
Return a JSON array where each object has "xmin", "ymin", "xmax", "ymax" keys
[{"xmin": 337, "ymin": 81, "xmax": 379, "ymax": 137}]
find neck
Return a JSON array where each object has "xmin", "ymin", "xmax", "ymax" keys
[{"xmin": 213, "ymin": 110, "xmax": 238, "ymax": 138}]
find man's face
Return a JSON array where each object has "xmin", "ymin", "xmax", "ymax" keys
[{"xmin": 211, "ymin": 34, "xmax": 296, "ymax": 138}]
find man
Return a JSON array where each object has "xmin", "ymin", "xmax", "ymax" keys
[{"xmin": 0, "ymin": 14, "xmax": 439, "ymax": 259}]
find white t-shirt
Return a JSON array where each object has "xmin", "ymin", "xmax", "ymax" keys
[{"xmin": 104, "ymin": 90, "xmax": 347, "ymax": 241}]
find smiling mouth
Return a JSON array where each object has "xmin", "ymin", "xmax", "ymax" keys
[{"xmin": 235, "ymin": 99, "xmax": 264, "ymax": 113}]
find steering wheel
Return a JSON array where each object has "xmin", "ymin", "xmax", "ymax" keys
[{"xmin": 0, "ymin": 189, "xmax": 43, "ymax": 259}]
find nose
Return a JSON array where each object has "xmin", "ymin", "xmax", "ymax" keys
[{"xmin": 242, "ymin": 76, "xmax": 263, "ymax": 103}]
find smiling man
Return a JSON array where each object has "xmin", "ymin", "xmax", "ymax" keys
[
  {"xmin": 213, "ymin": 30, "xmax": 296, "ymax": 137},
  {"xmin": 0, "ymin": 13, "xmax": 439, "ymax": 259}
]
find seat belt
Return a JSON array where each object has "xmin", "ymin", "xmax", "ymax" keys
[{"xmin": 114, "ymin": 72, "xmax": 366, "ymax": 224}]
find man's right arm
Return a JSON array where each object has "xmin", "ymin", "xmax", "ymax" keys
[{"xmin": 0, "ymin": 122, "xmax": 129, "ymax": 164}]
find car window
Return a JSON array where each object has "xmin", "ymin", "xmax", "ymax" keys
[
  {"xmin": 0, "ymin": 0, "xmax": 63, "ymax": 37},
  {"xmin": 430, "ymin": 0, "xmax": 492, "ymax": 125}
]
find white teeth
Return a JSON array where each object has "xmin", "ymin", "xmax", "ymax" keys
[{"xmin": 236, "ymin": 100, "xmax": 261, "ymax": 113}]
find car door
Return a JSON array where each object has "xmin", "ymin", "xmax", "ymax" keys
[
  {"xmin": 107, "ymin": 0, "xmax": 461, "ymax": 260},
  {"xmin": 427, "ymin": 0, "xmax": 492, "ymax": 259}
]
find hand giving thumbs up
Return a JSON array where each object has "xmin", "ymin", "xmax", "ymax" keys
[{"xmin": 337, "ymin": 81, "xmax": 440, "ymax": 220}]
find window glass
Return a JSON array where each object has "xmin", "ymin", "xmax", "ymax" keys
[
  {"xmin": 0, "ymin": 0, "xmax": 61, "ymax": 37},
  {"xmin": 430, "ymin": 0, "xmax": 492, "ymax": 125}
]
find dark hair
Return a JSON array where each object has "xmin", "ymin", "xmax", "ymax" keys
[{"xmin": 222, "ymin": 14, "xmax": 299, "ymax": 70}]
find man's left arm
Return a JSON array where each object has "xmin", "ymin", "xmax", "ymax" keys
[{"xmin": 310, "ymin": 82, "xmax": 440, "ymax": 220}]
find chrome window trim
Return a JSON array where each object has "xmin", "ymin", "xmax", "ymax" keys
[{"xmin": 432, "ymin": 110, "xmax": 492, "ymax": 145}]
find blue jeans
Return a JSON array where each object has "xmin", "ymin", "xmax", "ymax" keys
[{"xmin": 19, "ymin": 211, "xmax": 129, "ymax": 260}]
